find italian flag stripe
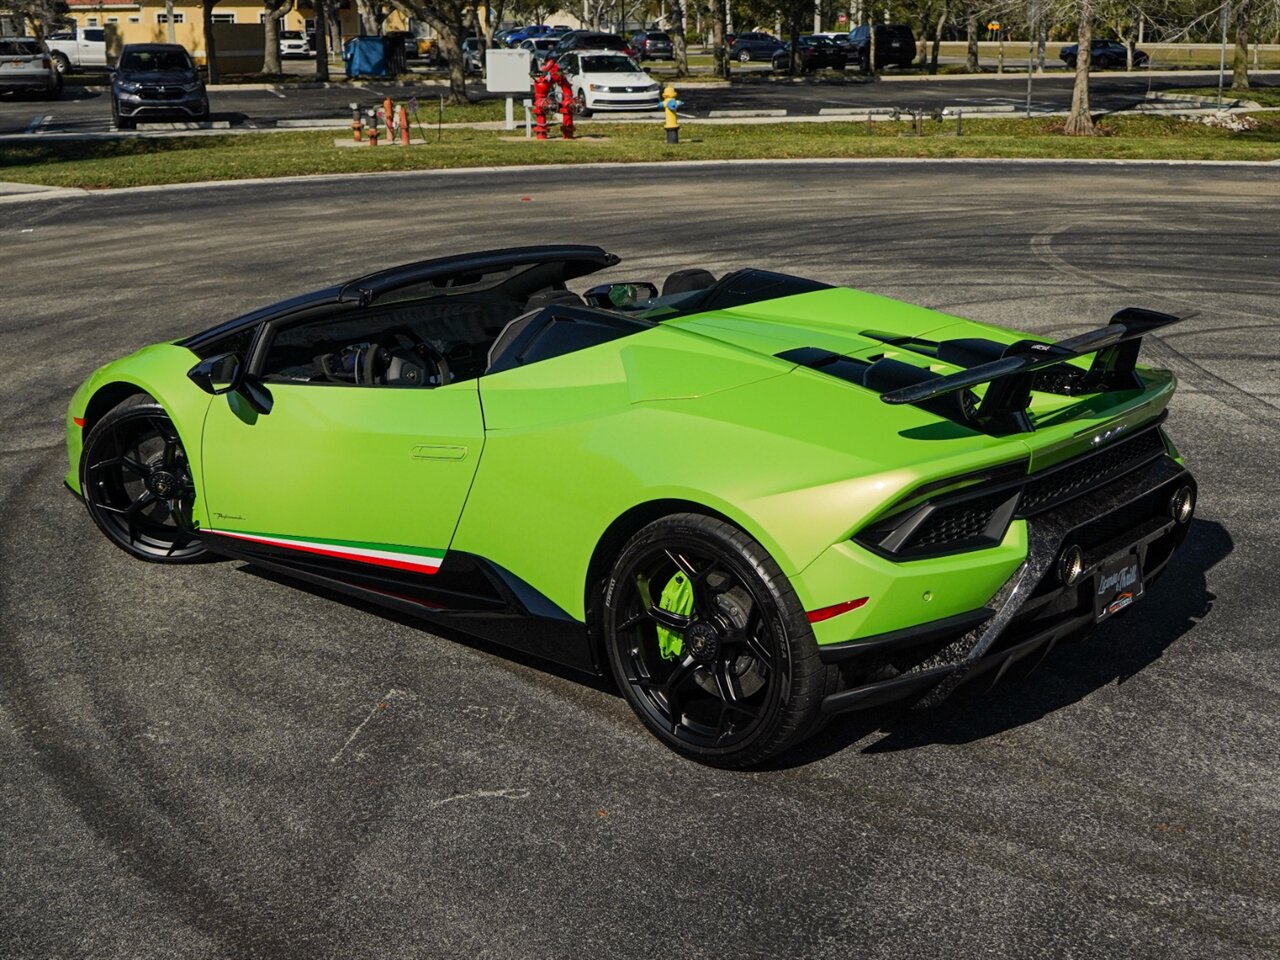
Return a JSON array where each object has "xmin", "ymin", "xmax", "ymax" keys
[{"xmin": 204, "ymin": 529, "xmax": 444, "ymax": 575}]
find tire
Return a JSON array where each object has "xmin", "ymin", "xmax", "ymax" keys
[
  {"xmin": 79, "ymin": 394, "xmax": 207, "ymax": 563},
  {"xmin": 737, "ymin": 49, "xmax": 752, "ymax": 63},
  {"xmin": 602, "ymin": 513, "xmax": 839, "ymax": 767},
  {"xmin": 1063, "ymin": 55, "xmax": 1077, "ymax": 70},
  {"xmin": 112, "ymin": 98, "xmax": 134, "ymax": 129},
  {"xmin": 51, "ymin": 51, "xmax": 70, "ymax": 75}
]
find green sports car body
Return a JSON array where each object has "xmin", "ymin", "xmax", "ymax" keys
[{"xmin": 66, "ymin": 246, "xmax": 1197, "ymax": 764}]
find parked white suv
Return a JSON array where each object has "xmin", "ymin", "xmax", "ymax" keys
[
  {"xmin": 278, "ymin": 31, "xmax": 310, "ymax": 59},
  {"xmin": 46, "ymin": 27, "xmax": 109, "ymax": 74},
  {"xmin": 0, "ymin": 36, "xmax": 62, "ymax": 99}
]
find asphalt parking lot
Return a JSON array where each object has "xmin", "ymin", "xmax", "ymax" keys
[
  {"xmin": 2, "ymin": 69, "xmax": 1276, "ymax": 136},
  {"xmin": 1, "ymin": 161, "xmax": 1278, "ymax": 958}
]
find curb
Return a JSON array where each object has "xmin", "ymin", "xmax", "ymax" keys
[{"xmin": 3, "ymin": 155, "xmax": 1279, "ymax": 202}]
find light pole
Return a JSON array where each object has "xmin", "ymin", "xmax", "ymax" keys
[{"xmin": 1217, "ymin": 2, "xmax": 1230, "ymax": 104}]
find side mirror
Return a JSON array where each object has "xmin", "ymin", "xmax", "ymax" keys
[
  {"xmin": 188, "ymin": 352, "xmax": 242, "ymax": 395},
  {"xmin": 188, "ymin": 352, "xmax": 273, "ymax": 415},
  {"xmin": 584, "ymin": 281, "xmax": 660, "ymax": 309}
]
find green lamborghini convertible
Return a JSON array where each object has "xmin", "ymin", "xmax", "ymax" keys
[{"xmin": 65, "ymin": 245, "xmax": 1197, "ymax": 766}]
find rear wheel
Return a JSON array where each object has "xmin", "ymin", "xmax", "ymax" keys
[
  {"xmin": 737, "ymin": 49, "xmax": 752, "ymax": 63},
  {"xmin": 51, "ymin": 51, "xmax": 70, "ymax": 74},
  {"xmin": 79, "ymin": 394, "xmax": 206, "ymax": 563},
  {"xmin": 602, "ymin": 513, "xmax": 837, "ymax": 767}
]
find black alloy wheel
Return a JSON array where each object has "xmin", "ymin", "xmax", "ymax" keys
[
  {"xmin": 79, "ymin": 395, "xmax": 207, "ymax": 563},
  {"xmin": 603, "ymin": 513, "xmax": 837, "ymax": 767}
]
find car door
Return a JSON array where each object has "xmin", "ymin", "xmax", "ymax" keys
[
  {"xmin": 82, "ymin": 29, "xmax": 106, "ymax": 67},
  {"xmin": 198, "ymin": 313, "xmax": 486, "ymax": 577}
]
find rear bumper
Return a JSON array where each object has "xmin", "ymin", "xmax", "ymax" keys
[
  {"xmin": 820, "ymin": 455, "xmax": 1195, "ymax": 714},
  {"xmin": 0, "ymin": 76, "xmax": 59, "ymax": 92}
]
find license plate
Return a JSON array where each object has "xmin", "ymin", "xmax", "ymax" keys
[{"xmin": 1094, "ymin": 551, "xmax": 1144, "ymax": 622}]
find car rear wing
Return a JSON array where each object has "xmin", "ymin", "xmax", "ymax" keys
[{"xmin": 876, "ymin": 307, "xmax": 1191, "ymax": 435}]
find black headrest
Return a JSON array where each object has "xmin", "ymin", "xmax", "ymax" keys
[
  {"xmin": 525, "ymin": 289, "xmax": 585, "ymax": 310},
  {"xmin": 662, "ymin": 268, "xmax": 716, "ymax": 297}
]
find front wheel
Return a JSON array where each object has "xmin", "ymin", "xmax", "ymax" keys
[
  {"xmin": 737, "ymin": 49, "xmax": 752, "ymax": 63},
  {"xmin": 602, "ymin": 513, "xmax": 838, "ymax": 767},
  {"xmin": 79, "ymin": 394, "xmax": 207, "ymax": 563}
]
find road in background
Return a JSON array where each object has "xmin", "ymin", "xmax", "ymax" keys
[
  {"xmin": 2, "ymin": 161, "xmax": 1278, "ymax": 959},
  {"xmin": 1, "ymin": 69, "xmax": 1276, "ymax": 136}
]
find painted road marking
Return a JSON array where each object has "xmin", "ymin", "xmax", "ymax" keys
[
  {"xmin": 24, "ymin": 115, "xmax": 45, "ymax": 133},
  {"xmin": 266, "ymin": 87, "xmax": 286, "ymax": 98}
]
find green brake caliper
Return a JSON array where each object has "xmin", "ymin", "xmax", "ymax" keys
[{"xmin": 656, "ymin": 570, "xmax": 695, "ymax": 660}]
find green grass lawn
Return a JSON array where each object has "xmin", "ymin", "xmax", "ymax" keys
[{"xmin": 3, "ymin": 114, "xmax": 1278, "ymax": 190}]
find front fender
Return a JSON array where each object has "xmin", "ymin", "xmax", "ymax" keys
[{"xmin": 65, "ymin": 344, "xmax": 210, "ymax": 505}]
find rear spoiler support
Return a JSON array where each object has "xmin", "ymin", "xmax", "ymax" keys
[{"xmin": 879, "ymin": 307, "xmax": 1191, "ymax": 435}]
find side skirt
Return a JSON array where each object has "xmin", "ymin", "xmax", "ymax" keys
[{"xmin": 200, "ymin": 532, "xmax": 600, "ymax": 676}]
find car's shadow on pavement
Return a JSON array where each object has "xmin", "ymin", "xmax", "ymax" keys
[
  {"xmin": 768, "ymin": 517, "xmax": 1230, "ymax": 768},
  {"xmin": 239, "ymin": 518, "xmax": 1228, "ymax": 769}
]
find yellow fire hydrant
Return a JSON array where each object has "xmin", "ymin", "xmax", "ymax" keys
[{"xmin": 662, "ymin": 85, "xmax": 683, "ymax": 144}]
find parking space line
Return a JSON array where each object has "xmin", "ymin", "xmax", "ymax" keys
[
  {"xmin": 266, "ymin": 88, "xmax": 286, "ymax": 98},
  {"xmin": 24, "ymin": 115, "xmax": 45, "ymax": 134}
]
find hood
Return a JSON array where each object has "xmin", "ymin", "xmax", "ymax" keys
[
  {"xmin": 117, "ymin": 69, "xmax": 200, "ymax": 84},
  {"xmin": 585, "ymin": 71, "xmax": 654, "ymax": 84}
]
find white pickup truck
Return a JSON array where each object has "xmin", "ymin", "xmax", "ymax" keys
[{"xmin": 45, "ymin": 27, "xmax": 109, "ymax": 74}]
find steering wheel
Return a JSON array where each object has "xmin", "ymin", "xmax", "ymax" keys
[{"xmin": 362, "ymin": 332, "xmax": 451, "ymax": 388}]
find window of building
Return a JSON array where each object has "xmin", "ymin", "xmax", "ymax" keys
[
  {"xmin": 86, "ymin": 16, "xmax": 99, "ymax": 25},
  {"xmin": 156, "ymin": 12, "xmax": 185, "ymax": 23},
  {"xmin": 212, "ymin": 12, "xmax": 235, "ymax": 22},
  {"xmin": 128, "ymin": 16, "xmax": 140, "ymax": 23},
  {"xmin": 107, "ymin": 16, "xmax": 119, "ymax": 23}
]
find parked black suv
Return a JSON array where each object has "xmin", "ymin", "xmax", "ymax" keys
[
  {"xmin": 1059, "ymin": 38, "xmax": 1149, "ymax": 69},
  {"xmin": 111, "ymin": 43, "xmax": 208, "ymax": 129},
  {"xmin": 729, "ymin": 32, "xmax": 785, "ymax": 63},
  {"xmin": 772, "ymin": 35, "xmax": 848, "ymax": 72},
  {"xmin": 629, "ymin": 30, "xmax": 673, "ymax": 60},
  {"xmin": 847, "ymin": 24, "xmax": 916, "ymax": 71}
]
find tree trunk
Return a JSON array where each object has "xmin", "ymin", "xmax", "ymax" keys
[
  {"xmin": 1232, "ymin": 0, "xmax": 1252, "ymax": 89},
  {"xmin": 712, "ymin": 0, "xmax": 728, "ymax": 79},
  {"xmin": 202, "ymin": 1, "xmax": 220, "ymax": 83},
  {"xmin": 867, "ymin": 11, "xmax": 877, "ymax": 77},
  {"xmin": 312, "ymin": 0, "xmax": 329, "ymax": 81},
  {"xmin": 965, "ymin": 5, "xmax": 978, "ymax": 72},
  {"xmin": 1064, "ymin": 0, "xmax": 1094, "ymax": 135},
  {"xmin": 930, "ymin": 5, "xmax": 944, "ymax": 75},
  {"xmin": 443, "ymin": 15, "xmax": 467, "ymax": 102},
  {"xmin": 671, "ymin": 0, "xmax": 688, "ymax": 77},
  {"xmin": 1124, "ymin": 31, "xmax": 1134, "ymax": 71},
  {"xmin": 356, "ymin": 0, "xmax": 379, "ymax": 35},
  {"xmin": 262, "ymin": 1, "xmax": 289, "ymax": 75}
]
